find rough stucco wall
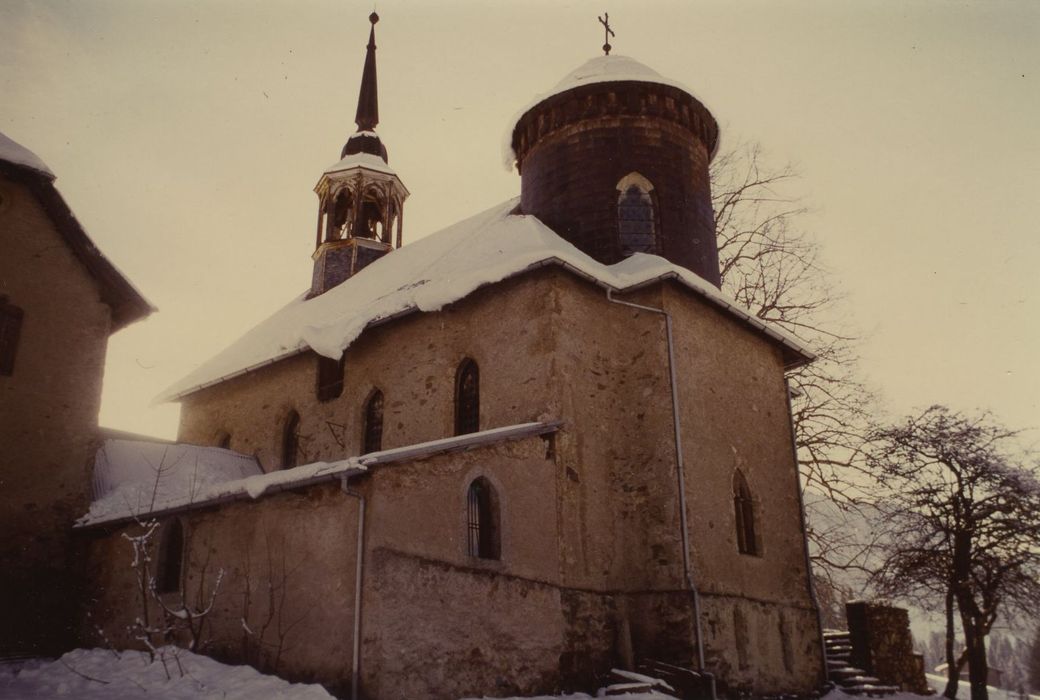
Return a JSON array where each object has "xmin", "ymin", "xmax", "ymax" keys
[
  {"xmin": 129, "ymin": 265, "xmax": 821, "ymax": 695},
  {"xmin": 83, "ymin": 482, "xmax": 359, "ymax": 691},
  {"xmin": 177, "ymin": 271, "xmax": 558, "ymax": 471},
  {"xmin": 0, "ymin": 174, "xmax": 112, "ymax": 652},
  {"xmin": 665, "ymin": 282, "xmax": 823, "ymax": 692},
  {"xmin": 83, "ymin": 437, "xmax": 565, "ymax": 698},
  {"xmin": 548, "ymin": 273, "xmax": 822, "ymax": 693},
  {"xmin": 359, "ymin": 442, "xmax": 569, "ymax": 699}
]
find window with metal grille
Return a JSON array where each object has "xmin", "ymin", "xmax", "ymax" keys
[
  {"xmin": 155, "ymin": 519, "xmax": 184, "ymax": 594},
  {"xmin": 0, "ymin": 299, "xmax": 24, "ymax": 376},
  {"xmin": 362, "ymin": 389, "xmax": 384, "ymax": 454},
  {"xmin": 733, "ymin": 470, "xmax": 758, "ymax": 555},
  {"xmin": 467, "ymin": 477, "xmax": 499, "ymax": 560},
  {"xmin": 316, "ymin": 354, "xmax": 345, "ymax": 402},
  {"xmin": 281, "ymin": 410, "xmax": 300, "ymax": 469},
  {"xmin": 617, "ymin": 173, "xmax": 657, "ymax": 256},
  {"xmin": 454, "ymin": 358, "xmax": 479, "ymax": 436}
]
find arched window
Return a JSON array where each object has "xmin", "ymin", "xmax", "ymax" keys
[
  {"xmin": 733, "ymin": 470, "xmax": 758, "ymax": 555},
  {"xmin": 329, "ymin": 190, "xmax": 354, "ymax": 241},
  {"xmin": 281, "ymin": 410, "xmax": 300, "ymax": 469},
  {"xmin": 316, "ymin": 354, "xmax": 345, "ymax": 402},
  {"xmin": 467, "ymin": 477, "xmax": 500, "ymax": 560},
  {"xmin": 362, "ymin": 389, "xmax": 384, "ymax": 454},
  {"xmin": 359, "ymin": 192, "xmax": 384, "ymax": 239},
  {"xmin": 155, "ymin": 519, "xmax": 184, "ymax": 594},
  {"xmin": 455, "ymin": 358, "xmax": 479, "ymax": 436},
  {"xmin": 616, "ymin": 172, "xmax": 657, "ymax": 256}
]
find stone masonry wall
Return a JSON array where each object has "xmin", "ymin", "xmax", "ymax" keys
[
  {"xmin": 846, "ymin": 601, "xmax": 929, "ymax": 694},
  {"xmin": 161, "ymin": 266, "xmax": 823, "ymax": 696},
  {"xmin": 0, "ymin": 174, "xmax": 112, "ymax": 653}
]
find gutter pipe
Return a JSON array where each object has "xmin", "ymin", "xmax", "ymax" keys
[
  {"xmin": 340, "ymin": 476, "xmax": 367, "ymax": 700},
  {"xmin": 605, "ymin": 289, "xmax": 713, "ymax": 698},
  {"xmin": 784, "ymin": 379, "xmax": 830, "ymax": 685}
]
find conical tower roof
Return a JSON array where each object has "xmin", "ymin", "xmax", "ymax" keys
[{"xmin": 342, "ymin": 12, "xmax": 388, "ymax": 162}]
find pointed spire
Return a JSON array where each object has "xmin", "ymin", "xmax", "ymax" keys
[{"xmin": 355, "ymin": 12, "xmax": 380, "ymax": 132}]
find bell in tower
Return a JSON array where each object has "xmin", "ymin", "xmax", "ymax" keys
[{"xmin": 310, "ymin": 12, "xmax": 409, "ymax": 298}]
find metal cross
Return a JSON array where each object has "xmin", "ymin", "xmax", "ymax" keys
[{"xmin": 598, "ymin": 13, "xmax": 615, "ymax": 56}]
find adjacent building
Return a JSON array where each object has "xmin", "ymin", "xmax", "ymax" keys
[{"xmin": 0, "ymin": 132, "xmax": 152, "ymax": 654}]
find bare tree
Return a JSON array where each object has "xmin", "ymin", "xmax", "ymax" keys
[
  {"xmin": 711, "ymin": 142, "xmax": 877, "ymax": 588},
  {"xmin": 868, "ymin": 406, "xmax": 1040, "ymax": 700}
]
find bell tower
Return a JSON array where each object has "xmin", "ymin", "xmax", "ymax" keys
[{"xmin": 311, "ymin": 12, "xmax": 409, "ymax": 297}]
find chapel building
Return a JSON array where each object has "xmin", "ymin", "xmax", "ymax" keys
[{"xmin": 79, "ymin": 15, "xmax": 825, "ymax": 699}]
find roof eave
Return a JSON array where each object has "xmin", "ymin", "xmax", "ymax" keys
[
  {"xmin": 165, "ymin": 257, "xmax": 813, "ymax": 401},
  {"xmin": 1, "ymin": 163, "xmax": 155, "ymax": 332}
]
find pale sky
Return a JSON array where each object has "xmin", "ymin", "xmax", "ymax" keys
[{"xmin": 2, "ymin": 1, "xmax": 1038, "ymax": 441}]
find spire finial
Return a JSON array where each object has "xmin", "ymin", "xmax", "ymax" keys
[
  {"xmin": 354, "ymin": 13, "xmax": 380, "ymax": 131},
  {"xmin": 598, "ymin": 13, "xmax": 615, "ymax": 56}
]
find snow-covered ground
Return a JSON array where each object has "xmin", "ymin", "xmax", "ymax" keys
[
  {"xmin": 4, "ymin": 650, "xmax": 1037, "ymax": 700},
  {"xmin": 0, "ymin": 647, "xmax": 333, "ymax": 699}
]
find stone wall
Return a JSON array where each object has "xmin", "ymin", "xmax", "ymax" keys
[
  {"xmin": 148, "ymin": 265, "xmax": 824, "ymax": 696},
  {"xmin": 846, "ymin": 601, "xmax": 929, "ymax": 694},
  {"xmin": 0, "ymin": 173, "xmax": 112, "ymax": 653}
]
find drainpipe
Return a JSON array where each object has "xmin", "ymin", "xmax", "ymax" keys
[
  {"xmin": 341, "ymin": 476, "xmax": 367, "ymax": 700},
  {"xmin": 605, "ymin": 289, "xmax": 713, "ymax": 698},
  {"xmin": 784, "ymin": 379, "xmax": 829, "ymax": 685}
]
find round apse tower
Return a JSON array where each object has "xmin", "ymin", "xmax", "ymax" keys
[{"xmin": 510, "ymin": 55, "xmax": 721, "ymax": 287}]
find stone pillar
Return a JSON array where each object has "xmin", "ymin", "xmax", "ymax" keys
[{"xmin": 845, "ymin": 601, "xmax": 929, "ymax": 694}]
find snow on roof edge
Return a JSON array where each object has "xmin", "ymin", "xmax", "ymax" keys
[
  {"xmin": 161, "ymin": 256, "xmax": 812, "ymax": 403},
  {"xmin": 157, "ymin": 199, "xmax": 813, "ymax": 403},
  {"xmin": 0, "ymin": 130, "xmax": 55, "ymax": 179},
  {"xmin": 76, "ymin": 421, "xmax": 561, "ymax": 528}
]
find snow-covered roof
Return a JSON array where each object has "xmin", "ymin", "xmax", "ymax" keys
[
  {"xmin": 86, "ymin": 439, "xmax": 263, "ymax": 524},
  {"xmin": 323, "ymin": 151, "xmax": 399, "ymax": 178},
  {"xmin": 79, "ymin": 422, "xmax": 560, "ymax": 528},
  {"xmin": 158, "ymin": 198, "xmax": 812, "ymax": 403},
  {"xmin": 503, "ymin": 55, "xmax": 720, "ymax": 170},
  {"xmin": 0, "ymin": 130, "xmax": 55, "ymax": 179},
  {"xmin": 548, "ymin": 55, "xmax": 700, "ymax": 101}
]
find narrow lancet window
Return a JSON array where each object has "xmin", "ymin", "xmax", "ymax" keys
[
  {"xmin": 733, "ymin": 470, "xmax": 758, "ymax": 555},
  {"xmin": 616, "ymin": 173, "xmax": 657, "ymax": 256},
  {"xmin": 155, "ymin": 519, "xmax": 184, "ymax": 594},
  {"xmin": 467, "ymin": 477, "xmax": 500, "ymax": 560},
  {"xmin": 455, "ymin": 358, "xmax": 479, "ymax": 436},
  {"xmin": 363, "ymin": 389, "xmax": 384, "ymax": 454},
  {"xmin": 281, "ymin": 410, "xmax": 300, "ymax": 470}
]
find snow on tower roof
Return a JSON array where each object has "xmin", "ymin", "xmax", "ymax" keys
[
  {"xmin": 502, "ymin": 55, "xmax": 721, "ymax": 171},
  {"xmin": 158, "ymin": 199, "xmax": 813, "ymax": 403},
  {"xmin": 0, "ymin": 130, "xmax": 55, "ymax": 179},
  {"xmin": 323, "ymin": 150, "xmax": 400, "ymax": 178}
]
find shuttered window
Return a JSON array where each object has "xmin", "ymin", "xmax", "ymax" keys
[
  {"xmin": 0, "ymin": 300, "xmax": 24, "ymax": 376},
  {"xmin": 455, "ymin": 359, "xmax": 479, "ymax": 436},
  {"xmin": 363, "ymin": 390, "xmax": 384, "ymax": 454}
]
